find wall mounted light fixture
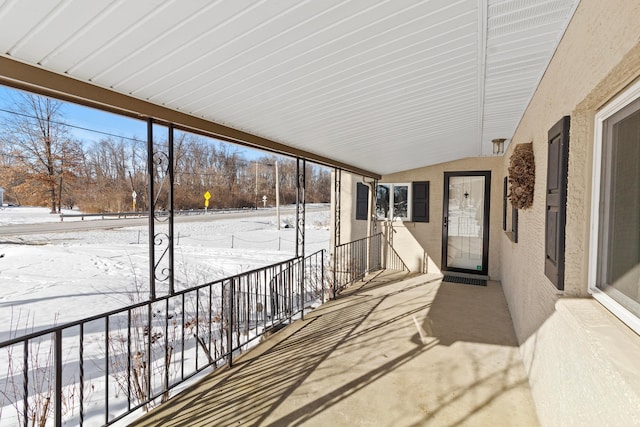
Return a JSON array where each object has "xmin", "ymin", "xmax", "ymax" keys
[{"xmin": 492, "ymin": 138, "xmax": 506, "ymax": 155}]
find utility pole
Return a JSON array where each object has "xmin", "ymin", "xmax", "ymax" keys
[{"xmin": 276, "ymin": 160, "xmax": 280, "ymax": 229}]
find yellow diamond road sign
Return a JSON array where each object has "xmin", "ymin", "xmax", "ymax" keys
[{"xmin": 204, "ymin": 191, "xmax": 211, "ymax": 200}]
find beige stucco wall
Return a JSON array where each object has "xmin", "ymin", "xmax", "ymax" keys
[
  {"xmin": 500, "ymin": 0, "xmax": 640, "ymax": 424},
  {"xmin": 379, "ymin": 157, "xmax": 504, "ymax": 277},
  {"xmin": 336, "ymin": 157, "xmax": 504, "ymax": 277}
]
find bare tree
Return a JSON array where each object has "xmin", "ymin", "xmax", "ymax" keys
[
  {"xmin": 0, "ymin": 94, "xmax": 331, "ymax": 212},
  {"xmin": 0, "ymin": 93, "xmax": 76, "ymax": 213}
]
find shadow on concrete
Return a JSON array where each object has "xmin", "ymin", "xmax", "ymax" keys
[{"xmin": 134, "ymin": 271, "xmax": 537, "ymax": 427}]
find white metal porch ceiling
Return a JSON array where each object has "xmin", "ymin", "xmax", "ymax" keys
[{"xmin": 0, "ymin": 0, "xmax": 579, "ymax": 176}]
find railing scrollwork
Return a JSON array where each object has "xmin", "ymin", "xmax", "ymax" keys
[{"xmin": 147, "ymin": 119, "xmax": 175, "ymax": 299}]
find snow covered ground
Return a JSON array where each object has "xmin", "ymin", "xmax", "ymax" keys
[
  {"xmin": 0, "ymin": 205, "xmax": 330, "ymax": 426},
  {"xmin": 0, "ymin": 206, "xmax": 91, "ymax": 226},
  {"xmin": 0, "ymin": 205, "xmax": 329, "ymax": 339}
]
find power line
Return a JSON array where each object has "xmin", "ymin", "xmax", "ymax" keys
[
  {"xmin": 0, "ymin": 106, "xmax": 329, "ymax": 171},
  {"xmin": 0, "ymin": 106, "xmax": 281, "ymax": 166},
  {"xmin": 0, "ymin": 106, "xmax": 147, "ymax": 144}
]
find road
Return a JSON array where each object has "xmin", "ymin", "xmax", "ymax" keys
[{"xmin": 0, "ymin": 206, "xmax": 328, "ymax": 236}]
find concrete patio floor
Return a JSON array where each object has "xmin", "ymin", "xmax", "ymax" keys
[{"xmin": 133, "ymin": 270, "xmax": 539, "ymax": 427}]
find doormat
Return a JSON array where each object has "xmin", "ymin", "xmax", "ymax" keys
[{"xmin": 443, "ymin": 275, "xmax": 487, "ymax": 287}]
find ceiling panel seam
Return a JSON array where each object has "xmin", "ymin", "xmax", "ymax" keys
[
  {"xmin": 210, "ymin": 34, "xmax": 477, "ymax": 118},
  {"xmin": 66, "ymin": 1, "xmax": 174, "ymax": 75},
  {"xmin": 265, "ymin": 87, "xmax": 479, "ymax": 135},
  {"xmin": 112, "ymin": 2, "xmax": 260, "ymax": 91},
  {"xmin": 229, "ymin": 55, "xmax": 478, "ymax": 123},
  {"xmin": 129, "ymin": 1, "xmax": 275, "ymax": 97},
  {"xmin": 144, "ymin": 0, "xmax": 323, "ymax": 102},
  {"xmin": 148, "ymin": 0, "xmax": 361, "ymax": 104},
  {"xmin": 7, "ymin": 0, "xmax": 68, "ymax": 56},
  {"xmin": 477, "ymin": 0, "xmax": 489, "ymax": 156},
  {"xmin": 183, "ymin": 6, "xmax": 476, "ymax": 115},
  {"xmin": 502, "ymin": 0, "xmax": 580, "ymax": 144},
  {"xmin": 172, "ymin": 0, "xmax": 471, "ymax": 112},
  {"xmin": 38, "ymin": 1, "xmax": 118, "ymax": 67},
  {"xmin": 90, "ymin": 0, "xmax": 222, "ymax": 83}
]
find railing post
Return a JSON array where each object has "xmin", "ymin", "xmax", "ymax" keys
[
  {"xmin": 147, "ymin": 305, "xmax": 152, "ymax": 404},
  {"xmin": 321, "ymin": 250, "xmax": 325, "ymax": 304},
  {"xmin": 295, "ymin": 158, "xmax": 306, "ymax": 259},
  {"xmin": 332, "ymin": 245, "xmax": 338, "ymax": 299},
  {"xmin": 164, "ymin": 300, "xmax": 169, "ymax": 398},
  {"xmin": 299, "ymin": 257, "xmax": 304, "ymax": 321},
  {"xmin": 168, "ymin": 124, "xmax": 175, "ymax": 295},
  {"xmin": 79, "ymin": 323, "xmax": 85, "ymax": 426},
  {"xmin": 126, "ymin": 310, "xmax": 132, "ymax": 411},
  {"xmin": 23, "ymin": 340, "xmax": 28, "ymax": 427},
  {"xmin": 332, "ymin": 168, "xmax": 341, "ymax": 300},
  {"xmin": 105, "ymin": 316, "xmax": 109, "ymax": 426},
  {"xmin": 147, "ymin": 118, "xmax": 155, "ymax": 300},
  {"xmin": 55, "ymin": 330, "xmax": 62, "ymax": 427},
  {"xmin": 227, "ymin": 278, "xmax": 235, "ymax": 368},
  {"xmin": 334, "ymin": 168, "xmax": 341, "ymax": 247},
  {"xmin": 181, "ymin": 294, "xmax": 185, "ymax": 380}
]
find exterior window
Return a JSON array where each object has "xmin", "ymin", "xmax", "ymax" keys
[
  {"xmin": 394, "ymin": 185, "xmax": 408, "ymax": 218},
  {"xmin": 590, "ymin": 79, "xmax": 640, "ymax": 334},
  {"xmin": 376, "ymin": 184, "xmax": 391, "ymax": 219},
  {"xmin": 376, "ymin": 183, "xmax": 410, "ymax": 220}
]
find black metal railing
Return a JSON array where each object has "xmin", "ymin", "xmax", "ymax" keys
[
  {"xmin": 59, "ymin": 207, "xmax": 260, "ymax": 221},
  {"xmin": 0, "ymin": 250, "xmax": 326, "ymax": 427},
  {"xmin": 332, "ymin": 233, "xmax": 408, "ymax": 296}
]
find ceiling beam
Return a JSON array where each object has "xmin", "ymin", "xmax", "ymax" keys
[{"xmin": 0, "ymin": 56, "xmax": 381, "ymax": 179}]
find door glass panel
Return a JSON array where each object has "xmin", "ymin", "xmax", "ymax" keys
[{"xmin": 447, "ymin": 176, "xmax": 485, "ymax": 271}]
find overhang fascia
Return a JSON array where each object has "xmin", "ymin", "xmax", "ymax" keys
[{"xmin": 0, "ymin": 56, "xmax": 380, "ymax": 179}]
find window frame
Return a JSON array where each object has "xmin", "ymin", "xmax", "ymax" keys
[
  {"xmin": 375, "ymin": 182, "xmax": 411, "ymax": 221},
  {"xmin": 589, "ymin": 77, "xmax": 640, "ymax": 335}
]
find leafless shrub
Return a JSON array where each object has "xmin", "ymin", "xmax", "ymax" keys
[{"xmin": 1, "ymin": 310, "xmax": 92, "ymax": 427}]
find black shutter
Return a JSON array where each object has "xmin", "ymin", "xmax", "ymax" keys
[
  {"xmin": 412, "ymin": 181, "xmax": 429, "ymax": 222},
  {"xmin": 503, "ymin": 177, "xmax": 508, "ymax": 231},
  {"xmin": 511, "ymin": 207, "xmax": 518, "ymax": 243},
  {"xmin": 356, "ymin": 182, "xmax": 368, "ymax": 220},
  {"xmin": 545, "ymin": 116, "xmax": 570, "ymax": 290}
]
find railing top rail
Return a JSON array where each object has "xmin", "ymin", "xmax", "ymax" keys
[
  {"xmin": 60, "ymin": 211, "xmax": 145, "ymax": 218},
  {"xmin": 59, "ymin": 207, "xmax": 256, "ymax": 219},
  {"xmin": 0, "ymin": 249, "xmax": 325, "ymax": 348}
]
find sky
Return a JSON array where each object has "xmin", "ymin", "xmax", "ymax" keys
[{"xmin": 0, "ymin": 84, "xmax": 268, "ymax": 162}]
